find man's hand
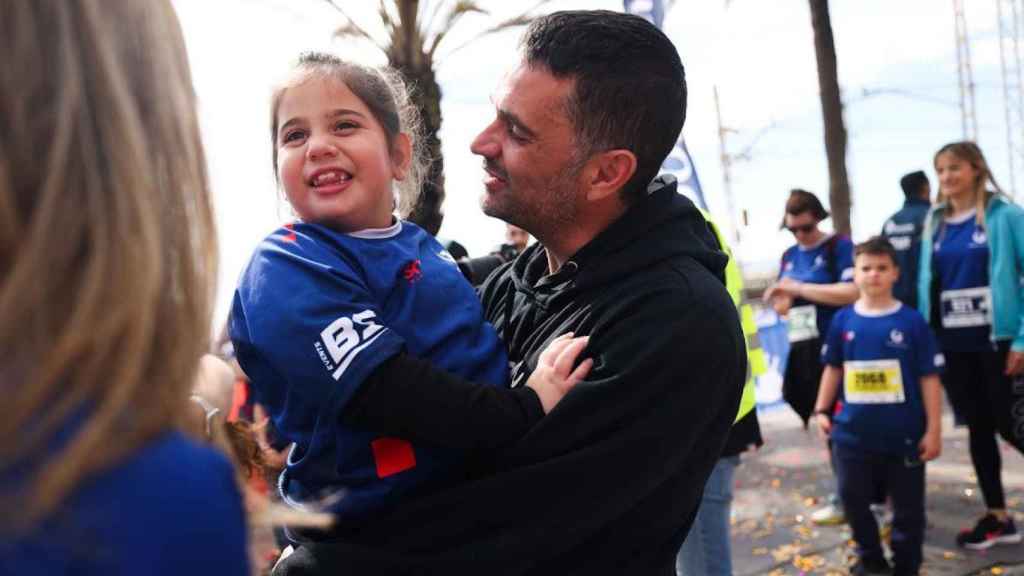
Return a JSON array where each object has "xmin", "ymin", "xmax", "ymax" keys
[
  {"xmin": 192, "ymin": 354, "xmax": 235, "ymax": 413},
  {"xmin": 253, "ymin": 403, "xmax": 290, "ymax": 473},
  {"xmin": 527, "ymin": 333, "xmax": 593, "ymax": 414},
  {"xmin": 919, "ymin": 429, "xmax": 942, "ymax": 462},
  {"xmin": 1005, "ymin": 350, "xmax": 1024, "ymax": 376}
]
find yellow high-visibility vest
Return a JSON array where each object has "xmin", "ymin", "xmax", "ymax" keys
[{"xmin": 700, "ymin": 211, "xmax": 764, "ymax": 423}]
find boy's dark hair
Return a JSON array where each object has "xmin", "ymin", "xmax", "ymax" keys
[
  {"xmin": 899, "ymin": 170, "xmax": 929, "ymax": 200},
  {"xmin": 779, "ymin": 188, "xmax": 829, "ymax": 228},
  {"xmin": 855, "ymin": 236, "xmax": 898, "ymax": 266},
  {"xmin": 520, "ymin": 10, "xmax": 686, "ymax": 203}
]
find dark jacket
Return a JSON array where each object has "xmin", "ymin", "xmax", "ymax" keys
[
  {"xmin": 882, "ymin": 198, "xmax": 930, "ymax": 308},
  {"xmin": 278, "ymin": 179, "xmax": 745, "ymax": 576}
]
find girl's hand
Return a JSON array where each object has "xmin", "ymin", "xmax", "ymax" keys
[
  {"xmin": 919, "ymin": 429, "xmax": 942, "ymax": 462},
  {"xmin": 1005, "ymin": 350, "xmax": 1024, "ymax": 376},
  {"xmin": 527, "ymin": 333, "xmax": 593, "ymax": 414}
]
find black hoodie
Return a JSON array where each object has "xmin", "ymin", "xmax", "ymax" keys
[{"xmin": 280, "ymin": 178, "xmax": 746, "ymax": 576}]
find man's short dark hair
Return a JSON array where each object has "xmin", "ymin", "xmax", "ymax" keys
[
  {"xmin": 899, "ymin": 170, "xmax": 929, "ymax": 200},
  {"xmin": 520, "ymin": 10, "xmax": 686, "ymax": 203},
  {"xmin": 855, "ymin": 236, "xmax": 898, "ymax": 267}
]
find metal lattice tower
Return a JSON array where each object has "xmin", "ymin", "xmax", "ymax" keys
[
  {"xmin": 996, "ymin": 0, "xmax": 1024, "ymax": 198},
  {"xmin": 954, "ymin": 0, "xmax": 979, "ymax": 141}
]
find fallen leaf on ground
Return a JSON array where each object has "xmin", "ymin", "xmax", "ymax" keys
[{"xmin": 793, "ymin": 554, "xmax": 826, "ymax": 571}]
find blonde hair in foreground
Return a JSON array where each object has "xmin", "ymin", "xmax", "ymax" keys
[{"xmin": 0, "ymin": 0, "xmax": 217, "ymax": 528}]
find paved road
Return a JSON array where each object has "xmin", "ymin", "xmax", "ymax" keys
[{"xmin": 729, "ymin": 407, "xmax": 1024, "ymax": 575}]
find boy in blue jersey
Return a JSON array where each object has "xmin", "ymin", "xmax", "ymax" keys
[{"xmin": 813, "ymin": 237, "xmax": 944, "ymax": 576}]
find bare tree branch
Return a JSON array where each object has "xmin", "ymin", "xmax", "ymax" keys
[
  {"xmin": 377, "ymin": 0, "xmax": 395, "ymax": 33},
  {"xmin": 436, "ymin": 0, "xmax": 553, "ymax": 61},
  {"xmin": 426, "ymin": 1, "xmax": 487, "ymax": 58},
  {"xmin": 333, "ymin": 22, "xmax": 388, "ymax": 53},
  {"xmin": 423, "ymin": 0, "xmax": 448, "ymax": 38},
  {"xmin": 322, "ymin": 0, "xmax": 388, "ymax": 48}
]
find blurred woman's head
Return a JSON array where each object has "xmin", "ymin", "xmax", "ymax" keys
[
  {"xmin": 781, "ymin": 188, "xmax": 829, "ymax": 247},
  {"xmin": 0, "ymin": 0, "xmax": 216, "ymax": 527}
]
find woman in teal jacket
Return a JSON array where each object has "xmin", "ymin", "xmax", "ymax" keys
[{"xmin": 917, "ymin": 141, "xmax": 1024, "ymax": 550}]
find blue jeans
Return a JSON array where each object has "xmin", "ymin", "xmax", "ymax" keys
[{"xmin": 677, "ymin": 456, "xmax": 739, "ymax": 576}]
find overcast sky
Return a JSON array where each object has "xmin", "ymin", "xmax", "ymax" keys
[{"xmin": 171, "ymin": 0, "xmax": 1019, "ymax": 326}]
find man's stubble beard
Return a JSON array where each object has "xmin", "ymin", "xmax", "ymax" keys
[{"xmin": 483, "ymin": 169, "xmax": 580, "ymax": 242}]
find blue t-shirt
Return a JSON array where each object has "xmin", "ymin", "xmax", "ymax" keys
[
  {"xmin": 230, "ymin": 220, "xmax": 509, "ymax": 520},
  {"xmin": 932, "ymin": 210, "xmax": 991, "ymax": 351},
  {"xmin": 0, "ymin": 432, "xmax": 249, "ymax": 575},
  {"xmin": 821, "ymin": 303, "xmax": 943, "ymax": 456},
  {"xmin": 779, "ymin": 235, "xmax": 855, "ymax": 342}
]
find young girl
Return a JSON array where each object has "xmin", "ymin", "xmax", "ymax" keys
[
  {"xmin": 917, "ymin": 141, "xmax": 1024, "ymax": 549},
  {"xmin": 229, "ymin": 53, "xmax": 590, "ymax": 525},
  {"xmin": 1, "ymin": 1, "xmax": 248, "ymax": 574}
]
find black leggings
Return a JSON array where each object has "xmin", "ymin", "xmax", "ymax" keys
[{"xmin": 942, "ymin": 341, "xmax": 1024, "ymax": 509}]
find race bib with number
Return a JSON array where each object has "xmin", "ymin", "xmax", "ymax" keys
[
  {"xmin": 843, "ymin": 359, "xmax": 905, "ymax": 404},
  {"xmin": 940, "ymin": 286, "xmax": 992, "ymax": 329},
  {"xmin": 787, "ymin": 305, "xmax": 819, "ymax": 343}
]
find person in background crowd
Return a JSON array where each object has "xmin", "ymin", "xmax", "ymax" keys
[
  {"xmin": 917, "ymin": 141, "xmax": 1024, "ymax": 550},
  {"xmin": 676, "ymin": 213, "xmax": 766, "ymax": 576},
  {"xmin": 814, "ymin": 237, "xmax": 944, "ymax": 576},
  {"xmin": 505, "ymin": 223, "xmax": 531, "ymax": 254},
  {"xmin": 882, "ymin": 171, "xmax": 932, "ymax": 308},
  {"xmin": 764, "ymin": 189, "xmax": 858, "ymax": 526},
  {"xmin": 0, "ymin": 1, "xmax": 249, "ymax": 573},
  {"xmin": 276, "ymin": 10, "xmax": 745, "ymax": 576}
]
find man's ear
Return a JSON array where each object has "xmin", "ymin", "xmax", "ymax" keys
[
  {"xmin": 391, "ymin": 133, "xmax": 413, "ymax": 181},
  {"xmin": 583, "ymin": 149, "xmax": 637, "ymax": 202}
]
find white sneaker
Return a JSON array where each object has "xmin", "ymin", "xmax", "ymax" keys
[
  {"xmin": 870, "ymin": 503, "xmax": 892, "ymax": 540},
  {"xmin": 812, "ymin": 503, "xmax": 847, "ymax": 525}
]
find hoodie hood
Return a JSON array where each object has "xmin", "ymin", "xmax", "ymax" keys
[{"xmin": 507, "ymin": 175, "xmax": 728, "ymax": 307}]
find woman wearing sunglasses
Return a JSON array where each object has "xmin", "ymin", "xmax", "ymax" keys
[{"xmin": 764, "ymin": 189, "xmax": 858, "ymax": 525}]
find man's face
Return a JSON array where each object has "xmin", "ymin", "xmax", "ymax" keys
[{"xmin": 470, "ymin": 62, "xmax": 583, "ymax": 234}]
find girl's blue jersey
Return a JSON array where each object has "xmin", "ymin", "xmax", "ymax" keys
[
  {"xmin": 932, "ymin": 210, "xmax": 992, "ymax": 351},
  {"xmin": 230, "ymin": 220, "xmax": 509, "ymax": 520},
  {"xmin": 822, "ymin": 303, "xmax": 943, "ymax": 457}
]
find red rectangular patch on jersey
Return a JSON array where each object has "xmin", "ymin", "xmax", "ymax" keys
[{"xmin": 371, "ymin": 437, "xmax": 416, "ymax": 478}]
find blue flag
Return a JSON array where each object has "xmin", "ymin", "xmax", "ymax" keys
[{"xmin": 622, "ymin": 0, "xmax": 708, "ymax": 210}]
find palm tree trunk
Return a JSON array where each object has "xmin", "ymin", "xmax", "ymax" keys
[
  {"xmin": 809, "ymin": 0, "xmax": 851, "ymax": 236},
  {"xmin": 391, "ymin": 60, "xmax": 445, "ymax": 236}
]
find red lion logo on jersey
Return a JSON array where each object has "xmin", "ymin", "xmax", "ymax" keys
[{"xmin": 401, "ymin": 259, "xmax": 422, "ymax": 283}]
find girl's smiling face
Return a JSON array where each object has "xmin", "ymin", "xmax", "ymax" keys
[
  {"xmin": 935, "ymin": 150, "xmax": 980, "ymax": 204},
  {"xmin": 275, "ymin": 76, "xmax": 409, "ymax": 232}
]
